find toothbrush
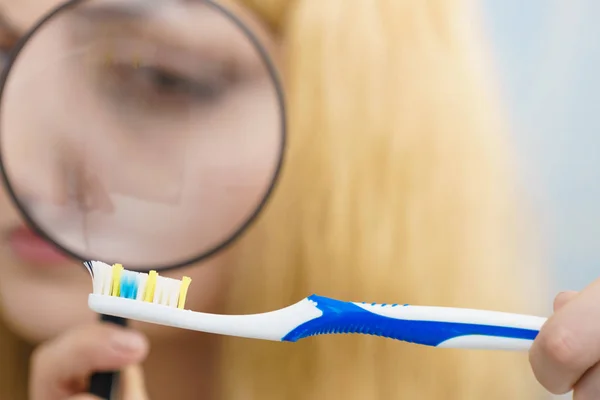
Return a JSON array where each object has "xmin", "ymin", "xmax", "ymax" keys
[{"xmin": 85, "ymin": 261, "xmax": 547, "ymax": 351}]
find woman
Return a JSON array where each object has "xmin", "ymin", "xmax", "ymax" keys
[{"xmin": 0, "ymin": 0, "xmax": 548, "ymax": 399}]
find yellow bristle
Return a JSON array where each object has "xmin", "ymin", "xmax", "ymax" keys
[
  {"xmin": 144, "ymin": 271, "xmax": 158, "ymax": 302},
  {"xmin": 177, "ymin": 276, "xmax": 192, "ymax": 309},
  {"xmin": 110, "ymin": 264, "xmax": 124, "ymax": 297}
]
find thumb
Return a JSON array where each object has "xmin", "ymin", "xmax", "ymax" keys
[
  {"xmin": 553, "ymin": 290, "xmax": 579, "ymax": 312},
  {"xmin": 120, "ymin": 365, "xmax": 150, "ymax": 400}
]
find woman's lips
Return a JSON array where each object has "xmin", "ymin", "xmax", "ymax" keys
[{"xmin": 7, "ymin": 225, "xmax": 71, "ymax": 265}]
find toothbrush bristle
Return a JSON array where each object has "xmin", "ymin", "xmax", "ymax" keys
[
  {"xmin": 83, "ymin": 261, "xmax": 94, "ymax": 277},
  {"xmin": 85, "ymin": 261, "xmax": 192, "ymax": 309}
]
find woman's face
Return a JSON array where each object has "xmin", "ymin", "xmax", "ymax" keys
[{"xmin": 0, "ymin": 0, "xmax": 280, "ymax": 344}]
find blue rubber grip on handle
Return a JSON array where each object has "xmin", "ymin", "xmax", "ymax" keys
[
  {"xmin": 89, "ymin": 314, "xmax": 127, "ymax": 399},
  {"xmin": 281, "ymin": 295, "xmax": 539, "ymax": 346}
]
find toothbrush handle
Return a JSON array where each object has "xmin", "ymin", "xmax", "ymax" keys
[
  {"xmin": 89, "ymin": 314, "xmax": 127, "ymax": 399},
  {"xmin": 282, "ymin": 295, "xmax": 546, "ymax": 351}
]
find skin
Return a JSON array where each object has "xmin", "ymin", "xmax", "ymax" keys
[
  {"xmin": 0, "ymin": 0, "xmax": 279, "ymax": 399},
  {"xmin": 530, "ymin": 288, "xmax": 600, "ymax": 398},
  {"xmin": 1, "ymin": 1, "xmax": 599, "ymax": 400}
]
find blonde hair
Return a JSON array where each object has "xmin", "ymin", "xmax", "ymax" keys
[
  {"xmin": 0, "ymin": 0, "xmax": 546, "ymax": 399},
  {"xmin": 0, "ymin": 309, "xmax": 30, "ymax": 399}
]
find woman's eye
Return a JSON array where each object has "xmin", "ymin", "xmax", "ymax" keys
[
  {"xmin": 101, "ymin": 62, "xmax": 228, "ymax": 109},
  {"xmin": 134, "ymin": 66, "xmax": 225, "ymax": 100}
]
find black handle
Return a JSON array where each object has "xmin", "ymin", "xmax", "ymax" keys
[{"xmin": 88, "ymin": 314, "xmax": 128, "ymax": 400}]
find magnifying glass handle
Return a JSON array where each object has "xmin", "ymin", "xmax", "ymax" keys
[{"xmin": 89, "ymin": 314, "xmax": 128, "ymax": 399}]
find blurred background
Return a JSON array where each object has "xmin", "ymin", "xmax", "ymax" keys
[
  {"xmin": 482, "ymin": 3, "xmax": 599, "ymax": 395},
  {"xmin": 0, "ymin": 1, "xmax": 595, "ymax": 398},
  {"xmin": 482, "ymin": 0, "xmax": 600, "ymax": 297}
]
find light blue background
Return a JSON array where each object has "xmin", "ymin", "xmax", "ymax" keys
[
  {"xmin": 481, "ymin": 3, "xmax": 599, "ymax": 397},
  {"xmin": 482, "ymin": 0, "xmax": 600, "ymax": 294}
]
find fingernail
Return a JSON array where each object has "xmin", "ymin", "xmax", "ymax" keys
[{"xmin": 111, "ymin": 331, "xmax": 147, "ymax": 353}]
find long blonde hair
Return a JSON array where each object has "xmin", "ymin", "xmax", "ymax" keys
[{"xmin": 0, "ymin": 0, "xmax": 546, "ymax": 399}]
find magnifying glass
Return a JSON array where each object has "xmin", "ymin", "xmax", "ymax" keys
[
  {"xmin": 0, "ymin": 0, "xmax": 285, "ymax": 397},
  {"xmin": 0, "ymin": 0, "xmax": 286, "ymax": 273}
]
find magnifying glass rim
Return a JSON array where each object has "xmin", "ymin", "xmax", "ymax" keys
[{"xmin": 0, "ymin": 0, "xmax": 287, "ymax": 272}]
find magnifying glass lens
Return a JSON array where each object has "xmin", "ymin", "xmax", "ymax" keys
[{"xmin": 0, "ymin": 0, "xmax": 285, "ymax": 271}]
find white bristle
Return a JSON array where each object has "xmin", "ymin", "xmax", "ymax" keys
[
  {"xmin": 163, "ymin": 277, "xmax": 177, "ymax": 307},
  {"xmin": 168, "ymin": 279, "xmax": 182, "ymax": 307},
  {"xmin": 136, "ymin": 273, "xmax": 149, "ymax": 301},
  {"xmin": 91, "ymin": 265, "xmax": 102, "ymax": 294},
  {"xmin": 88, "ymin": 261, "xmax": 112, "ymax": 295},
  {"xmin": 153, "ymin": 276, "xmax": 163, "ymax": 304},
  {"xmin": 102, "ymin": 266, "xmax": 112, "ymax": 295},
  {"xmin": 161, "ymin": 278, "xmax": 172, "ymax": 306}
]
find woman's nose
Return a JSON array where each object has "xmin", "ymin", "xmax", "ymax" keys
[{"xmin": 0, "ymin": 105, "xmax": 115, "ymax": 213}]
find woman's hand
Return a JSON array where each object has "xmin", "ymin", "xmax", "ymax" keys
[
  {"xmin": 530, "ymin": 284, "xmax": 600, "ymax": 399},
  {"xmin": 29, "ymin": 323, "xmax": 150, "ymax": 400}
]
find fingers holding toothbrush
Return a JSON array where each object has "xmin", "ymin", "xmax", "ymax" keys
[
  {"xmin": 530, "ymin": 283, "xmax": 600, "ymax": 399},
  {"xmin": 29, "ymin": 323, "xmax": 150, "ymax": 400}
]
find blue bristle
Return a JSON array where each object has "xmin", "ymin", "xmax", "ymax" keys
[
  {"xmin": 127, "ymin": 278, "xmax": 137, "ymax": 299},
  {"xmin": 120, "ymin": 271, "xmax": 138, "ymax": 299},
  {"xmin": 119, "ymin": 275, "xmax": 129, "ymax": 298},
  {"xmin": 129, "ymin": 274, "xmax": 139, "ymax": 299},
  {"xmin": 131, "ymin": 279, "xmax": 138, "ymax": 299}
]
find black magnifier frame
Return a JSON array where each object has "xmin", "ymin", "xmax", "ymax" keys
[{"xmin": 0, "ymin": 0, "xmax": 287, "ymax": 273}]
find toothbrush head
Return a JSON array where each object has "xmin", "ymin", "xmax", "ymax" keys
[{"xmin": 84, "ymin": 261, "xmax": 192, "ymax": 309}]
